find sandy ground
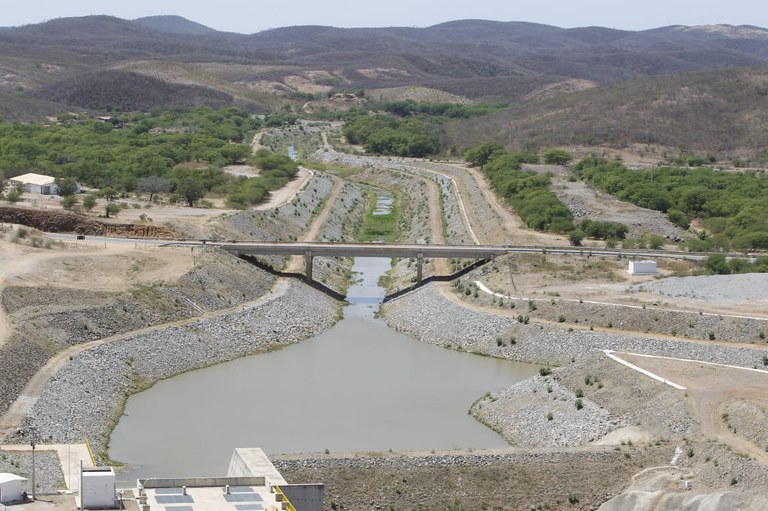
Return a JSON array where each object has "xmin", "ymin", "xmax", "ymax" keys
[
  {"xmin": 619, "ymin": 353, "xmax": 768, "ymax": 463},
  {"xmin": 0, "ymin": 234, "xmax": 194, "ymax": 348}
]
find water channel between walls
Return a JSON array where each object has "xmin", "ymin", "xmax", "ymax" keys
[{"xmin": 108, "ymin": 194, "xmax": 538, "ymax": 481}]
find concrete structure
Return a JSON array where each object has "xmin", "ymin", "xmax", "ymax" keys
[
  {"xmin": 216, "ymin": 241, "xmax": 509, "ymax": 283},
  {"xmin": 194, "ymin": 241, "xmax": 706, "ymax": 284},
  {"xmin": 628, "ymin": 260, "xmax": 657, "ymax": 275},
  {"xmin": 81, "ymin": 466, "xmax": 116, "ymax": 509},
  {"xmin": 94, "ymin": 448, "xmax": 324, "ymax": 511},
  {"xmin": 228, "ymin": 448, "xmax": 323, "ymax": 511},
  {"xmin": 9, "ymin": 173, "xmax": 59, "ymax": 195},
  {"xmin": 0, "ymin": 473, "xmax": 26, "ymax": 504}
]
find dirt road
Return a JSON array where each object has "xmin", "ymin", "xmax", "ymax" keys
[{"xmin": 284, "ymin": 175, "xmax": 343, "ymax": 272}]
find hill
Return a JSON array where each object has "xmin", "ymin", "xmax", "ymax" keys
[
  {"xmin": 1, "ymin": 15, "xmax": 768, "ymax": 157},
  {"xmin": 444, "ymin": 66, "xmax": 768, "ymax": 157},
  {"xmin": 133, "ymin": 15, "xmax": 218, "ymax": 36}
]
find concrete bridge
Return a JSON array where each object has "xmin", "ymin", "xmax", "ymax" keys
[{"xmin": 198, "ymin": 241, "xmax": 708, "ymax": 283}]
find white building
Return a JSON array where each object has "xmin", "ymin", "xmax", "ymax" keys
[
  {"xmin": 9, "ymin": 173, "xmax": 59, "ymax": 195},
  {"xmin": 628, "ymin": 260, "xmax": 657, "ymax": 275},
  {"xmin": 0, "ymin": 473, "xmax": 27, "ymax": 504},
  {"xmin": 81, "ymin": 467, "xmax": 116, "ymax": 509}
]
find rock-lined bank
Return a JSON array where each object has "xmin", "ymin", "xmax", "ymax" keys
[
  {"xmin": 0, "ymin": 249, "xmax": 277, "ymax": 418},
  {"xmin": 382, "ymin": 284, "xmax": 767, "ymax": 446},
  {"xmin": 274, "ymin": 446, "xmax": 670, "ymax": 511},
  {"xmin": 0, "ymin": 449, "xmax": 63, "ymax": 494},
  {"xmin": 383, "ymin": 284, "xmax": 767, "ymax": 368},
  {"xmin": 13, "ymin": 280, "xmax": 339, "ymax": 460}
]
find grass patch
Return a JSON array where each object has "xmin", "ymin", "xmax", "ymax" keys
[{"xmin": 358, "ymin": 191, "xmax": 400, "ymax": 242}]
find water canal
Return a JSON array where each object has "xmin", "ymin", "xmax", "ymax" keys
[{"xmin": 109, "ymin": 193, "xmax": 538, "ymax": 479}]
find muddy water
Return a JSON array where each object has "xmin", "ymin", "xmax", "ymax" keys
[
  {"xmin": 109, "ymin": 256, "xmax": 537, "ymax": 479},
  {"xmin": 110, "ymin": 204, "xmax": 537, "ymax": 479}
]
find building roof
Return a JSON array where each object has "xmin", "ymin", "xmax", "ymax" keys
[
  {"xmin": 139, "ymin": 477, "xmax": 287, "ymax": 511},
  {"xmin": 9, "ymin": 173, "xmax": 56, "ymax": 186},
  {"xmin": 0, "ymin": 473, "xmax": 27, "ymax": 484}
]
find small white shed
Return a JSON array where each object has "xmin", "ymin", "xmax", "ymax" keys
[
  {"xmin": 628, "ymin": 260, "xmax": 657, "ymax": 275},
  {"xmin": 81, "ymin": 467, "xmax": 116, "ymax": 509},
  {"xmin": 0, "ymin": 473, "xmax": 27, "ymax": 504}
]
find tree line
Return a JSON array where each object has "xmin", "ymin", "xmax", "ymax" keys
[
  {"xmin": 0, "ymin": 106, "xmax": 299, "ymax": 210},
  {"xmin": 339, "ymin": 101, "xmax": 508, "ymax": 158},
  {"xmin": 576, "ymin": 157, "xmax": 768, "ymax": 252},
  {"xmin": 464, "ymin": 142, "xmax": 577, "ymax": 233}
]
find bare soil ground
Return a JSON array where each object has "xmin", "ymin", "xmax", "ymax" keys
[{"xmin": 618, "ymin": 353, "xmax": 768, "ymax": 464}]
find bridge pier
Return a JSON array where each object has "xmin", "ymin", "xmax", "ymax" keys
[
  {"xmin": 416, "ymin": 252, "xmax": 423, "ymax": 282},
  {"xmin": 305, "ymin": 250, "xmax": 313, "ymax": 283}
]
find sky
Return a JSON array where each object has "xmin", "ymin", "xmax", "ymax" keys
[{"xmin": 3, "ymin": 0, "xmax": 767, "ymax": 34}]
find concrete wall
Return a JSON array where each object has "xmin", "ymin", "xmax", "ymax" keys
[
  {"xmin": 82, "ymin": 468, "xmax": 115, "ymax": 509},
  {"xmin": 628, "ymin": 260, "xmax": 657, "ymax": 275},
  {"xmin": 0, "ymin": 478, "xmax": 24, "ymax": 504},
  {"xmin": 227, "ymin": 448, "xmax": 287, "ymax": 486},
  {"xmin": 281, "ymin": 484, "xmax": 324, "ymax": 511}
]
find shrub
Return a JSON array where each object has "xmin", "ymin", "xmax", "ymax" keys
[
  {"xmin": 575, "ymin": 399, "xmax": 583, "ymax": 410},
  {"xmin": 546, "ymin": 412, "xmax": 554, "ymax": 421},
  {"xmin": 539, "ymin": 367, "xmax": 552, "ymax": 377},
  {"xmin": 575, "ymin": 389, "xmax": 584, "ymax": 398}
]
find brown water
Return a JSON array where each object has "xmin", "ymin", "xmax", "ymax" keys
[{"xmin": 109, "ymin": 256, "xmax": 537, "ymax": 480}]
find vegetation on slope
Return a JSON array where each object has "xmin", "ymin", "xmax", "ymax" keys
[
  {"xmin": 340, "ymin": 101, "xmax": 508, "ymax": 157},
  {"xmin": 465, "ymin": 142, "xmax": 575, "ymax": 233},
  {"xmin": 447, "ymin": 67, "xmax": 768, "ymax": 160},
  {"xmin": 576, "ymin": 156, "xmax": 768, "ymax": 251},
  {"xmin": 0, "ymin": 106, "xmax": 298, "ymax": 208},
  {"xmin": 31, "ymin": 70, "xmax": 236, "ymax": 112}
]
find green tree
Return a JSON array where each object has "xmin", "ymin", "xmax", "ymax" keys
[
  {"xmin": 99, "ymin": 186, "xmax": 118, "ymax": 202},
  {"xmin": 104, "ymin": 202, "xmax": 120, "ymax": 218},
  {"xmin": 463, "ymin": 141, "xmax": 505, "ymax": 167},
  {"xmin": 177, "ymin": 178, "xmax": 205, "ymax": 207},
  {"xmin": 568, "ymin": 230, "xmax": 584, "ymax": 246},
  {"xmin": 82, "ymin": 194, "xmax": 97, "ymax": 212},
  {"xmin": 704, "ymin": 254, "xmax": 730, "ymax": 275},
  {"xmin": 136, "ymin": 176, "xmax": 172, "ymax": 202},
  {"xmin": 61, "ymin": 195, "xmax": 78, "ymax": 210},
  {"xmin": 3, "ymin": 188, "xmax": 21, "ymax": 203},
  {"xmin": 542, "ymin": 148, "xmax": 573, "ymax": 165},
  {"xmin": 54, "ymin": 177, "xmax": 78, "ymax": 197}
]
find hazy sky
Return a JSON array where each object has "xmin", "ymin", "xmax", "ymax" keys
[{"xmin": 3, "ymin": 0, "xmax": 767, "ymax": 34}]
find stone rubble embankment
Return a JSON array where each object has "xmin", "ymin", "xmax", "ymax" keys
[
  {"xmin": 382, "ymin": 283, "xmax": 767, "ymax": 447},
  {"xmin": 14, "ymin": 279, "xmax": 339, "ymax": 459}
]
